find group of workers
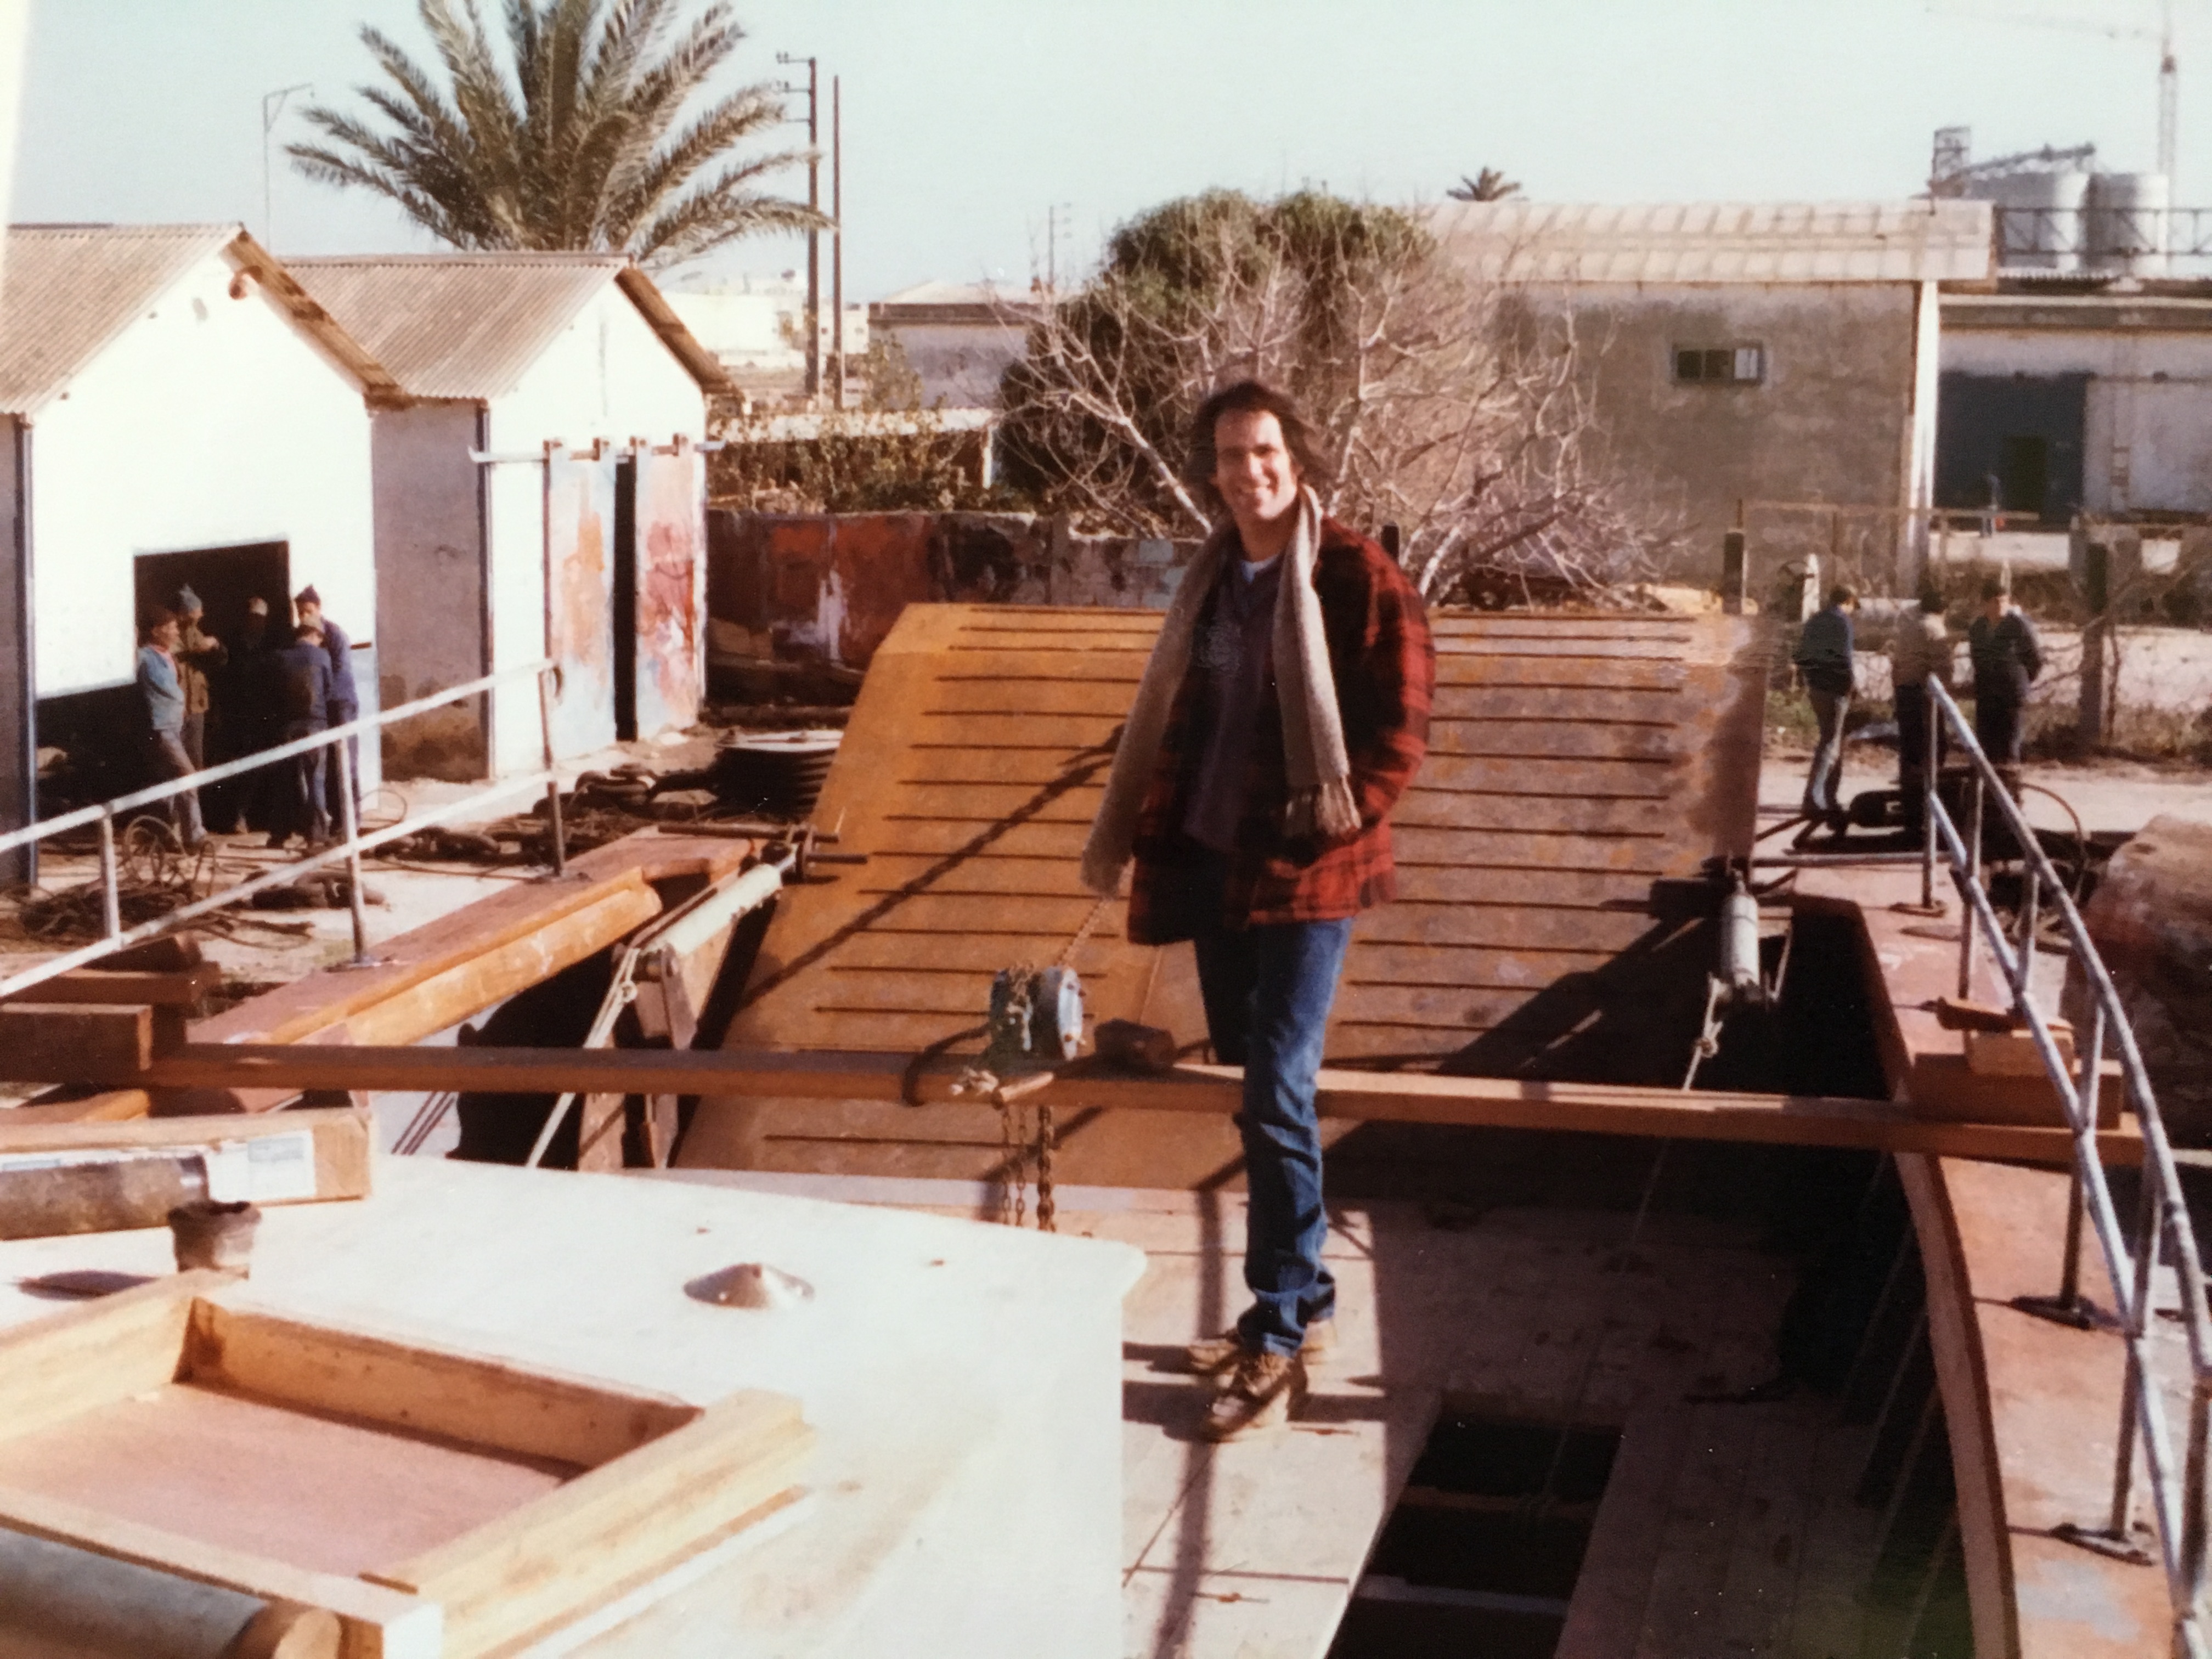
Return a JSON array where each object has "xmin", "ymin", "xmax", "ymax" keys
[
  {"xmin": 133, "ymin": 585, "xmax": 359, "ymax": 853},
  {"xmin": 1793, "ymin": 573, "xmax": 2045, "ymax": 826}
]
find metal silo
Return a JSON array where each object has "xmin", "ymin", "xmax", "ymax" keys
[
  {"xmin": 1973, "ymin": 168, "xmax": 2090, "ymax": 270},
  {"xmin": 2089, "ymin": 172, "xmax": 2171, "ymax": 276}
]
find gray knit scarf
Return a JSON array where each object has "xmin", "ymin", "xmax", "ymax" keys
[{"xmin": 1080, "ymin": 487, "xmax": 1359, "ymax": 896}]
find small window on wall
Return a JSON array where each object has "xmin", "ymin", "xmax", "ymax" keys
[{"xmin": 1674, "ymin": 344, "xmax": 1765, "ymax": 385}]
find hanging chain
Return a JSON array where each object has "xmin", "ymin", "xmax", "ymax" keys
[{"xmin": 1034, "ymin": 1104, "xmax": 1057, "ymax": 1233}]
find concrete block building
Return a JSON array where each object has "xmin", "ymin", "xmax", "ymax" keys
[
  {"xmin": 289, "ymin": 255, "xmax": 730, "ymax": 778},
  {"xmin": 1430, "ymin": 200, "xmax": 1994, "ymax": 592}
]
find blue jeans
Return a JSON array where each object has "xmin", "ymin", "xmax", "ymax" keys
[
  {"xmin": 1803, "ymin": 687, "xmax": 1849, "ymax": 815},
  {"xmin": 1189, "ymin": 857, "xmax": 1354, "ymax": 1358}
]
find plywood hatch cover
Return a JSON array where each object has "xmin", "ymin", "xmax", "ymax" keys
[{"xmin": 724, "ymin": 603, "xmax": 1768, "ymax": 1086}]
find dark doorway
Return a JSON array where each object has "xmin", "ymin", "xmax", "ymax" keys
[
  {"xmin": 133, "ymin": 542, "xmax": 291, "ymax": 651},
  {"xmin": 1998, "ymin": 434, "xmax": 2049, "ymax": 521},
  {"xmin": 612, "ymin": 456, "xmax": 638, "ymax": 743}
]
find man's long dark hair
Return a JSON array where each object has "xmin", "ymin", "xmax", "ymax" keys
[{"xmin": 1185, "ymin": 379, "xmax": 1333, "ymax": 514}]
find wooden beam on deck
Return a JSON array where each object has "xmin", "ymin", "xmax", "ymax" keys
[{"xmin": 43, "ymin": 1045, "xmax": 2140, "ymax": 1164}]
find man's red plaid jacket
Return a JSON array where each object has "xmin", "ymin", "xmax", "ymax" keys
[{"xmin": 1125, "ymin": 518, "xmax": 1434, "ymax": 943}]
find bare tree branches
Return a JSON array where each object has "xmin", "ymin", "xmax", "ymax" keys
[{"xmin": 995, "ymin": 190, "xmax": 1667, "ymax": 600}]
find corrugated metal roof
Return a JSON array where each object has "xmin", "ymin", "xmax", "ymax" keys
[
  {"xmin": 288, "ymin": 254, "xmax": 729, "ymax": 399},
  {"xmin": 0, "ymin": 224, "xmax": 407, "ymax": 414},
  {"xmin": 1429, "ymin": 200, "xmax": 1994, "ymax": 284},
  {"xmin": 0, "ymin": 224, "xmax": 234, "ymax": 414}
]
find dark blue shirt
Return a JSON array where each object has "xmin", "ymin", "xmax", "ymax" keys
[
  {"xmin": 1793, "ymin": 605, "xmax": 1855, "ymax": 697},
  {"xmin": 1182, "ymin": 555, "xmax": 1284, "ymax": 853},
  {"xmin": 275, "ymin": 641, "xmax": 332, "ymax": 729},
  {"xmin": 320, "ymin": 617, "xmax": 359, "ymax": 713}
]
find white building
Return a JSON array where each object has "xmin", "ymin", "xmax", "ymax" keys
[
  {"xmin": 868, "ymin": 280, "xmax": 1036, "ymax": 410},
  {"xmin": 0, "ymin": 223, "xmax": 399, "ymax": 853},
  {"xmin": 1939, "ymin": 291, "xmax": 2212, "ymax": 522},
  {"xmin": 289, "ymin": 255, "xmax": 730, "ymax": 778},
  {"xmin": 664, "ymin": 279, "xmax": 866, "ymax": 410}
]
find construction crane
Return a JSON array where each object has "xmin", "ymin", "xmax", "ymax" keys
[{"xmin": 1932, "ymin": 1, "xmax": 2183, "ymax": 186}]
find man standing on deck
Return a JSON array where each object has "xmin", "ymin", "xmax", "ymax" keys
[
  {"xmin": 1967, "ymin": 577, "xmax": 2043, "ymax": 797},
  {"xmin": 1081, "ymin": 380, "xmax": 1434, "ymax": 1441},
  {"xmin": 294, "ymin": 586, "xmax": 359, "ymax": 821},
  {"xmin": 270, "ymin": 620, "xmax": 332, "ymax": 850},
  {"xmin": 1792, "ymin": 584, "xmax": 1857, "ymax": 824},
  {"xmin": 172, "ymin": 586, "xmax": 226, "ymax": 784},
  {"xmin": 1889, "ymin": 587, "xmax": 1953, "ymax": 830},
  {"xmin": 136, "ymin": 608, "xmax": 204, "ymax": 849}
]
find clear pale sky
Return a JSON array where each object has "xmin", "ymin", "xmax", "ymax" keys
[{"xmin": 12, "ymin": 0, "xmax": 2197, "ymax": 298}]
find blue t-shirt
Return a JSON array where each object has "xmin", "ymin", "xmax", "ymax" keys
[
  {"xmin": 1182, "ymin": 554, "xmax": 1284, "ymax": 853},
  {"xmin": 136, "ymin": 645, "xmax": 185, "ymax": 735}
]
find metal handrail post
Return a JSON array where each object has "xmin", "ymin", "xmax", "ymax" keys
[
  {"xmin": 1959, "ymin": 770, "xmax": 1985, "ymax": 999},
  {"xmin": 332, "ymin": 737, "xmax": 371, "ymax": 965},
  {"xmin": 536, "ymin": 665, "xmax": 566, "ymax": 876},
  {"xmin": 2019, "ymin": 862, "xmax": 2042, "ymax": 1007},
  {"xmin": 2056, "ymin": 997, "xmax": 2104, "ymax": 1316},
  {"xmin": 1921, "ymin": 674, "xmax": 1939, "ymax": 910},
  {"xmin": 2113, "ymin": 1164, "xmax": 2164, "ymax": 1539},
  {"xmin": 96, "ymin": 810, "xmax": 120, "ymax": 940}
]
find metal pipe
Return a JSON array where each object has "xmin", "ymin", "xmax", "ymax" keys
[
  {"xmin": 2018, "ymin": 862, "xmax": 2042, "ymax": 1012},
  {"xmin": 1925, "ymin": 678, "xmax": 2212, "ymax": 1622},
  {"xmin": 0, "ymin": 772, "xmax": 554, "ymax": 1001},
  {"xmin": 1959, "ymin": 770, "xmax": 1985, "ymax": 999},
  {"xmin": 536, "ymin": 666, "xmax": 566, "ymax": 877},
  {"xmin": 2112, "ymin": 1161, "xmax": 2163, "ymax": 1538},
  {"xmin": 96, "ymin": 810, "xmax": 120, "ymax": 940},
  {"xmin": 1751, "ymin": 850, "xmax": 1928, "ymax": 867},
  {"xmin": 1921, "ymin": 683, "xmax": 1940, "ymax": 909},
  {"xmin": 333, "ymin": 737, "xmax": 370, "ymax": 964},
  {"xmin": 0, "ymin": 658, "xmax": 553, "ymax": 858}
]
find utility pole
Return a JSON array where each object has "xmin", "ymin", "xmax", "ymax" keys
[
  {"xmin": 261, "ymin": 82, "xmax": 311, "ymax": 247},
  {"xmin": 777, "ymin": 54, "xmax": 820, "ymax": 402},
  {"xmin": 832, "ymin": 75, "xmax": 844, "ymax": 411}
]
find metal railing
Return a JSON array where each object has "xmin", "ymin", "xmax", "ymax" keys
[
  {"xmin": 1991, "ymin": 205, "xmax": 2212, "ymax": 273},
  {"xmin": 1922, "ymin": 678, "xmax": 2211, "ymax": 1654},
  {"xmin": 0, "ymin": 659, "xmax": 567, "ymax": 1003}
]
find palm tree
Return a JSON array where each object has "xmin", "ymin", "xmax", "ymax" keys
[{"xmin": 290, "ymin": 0, "xmax": 824, "ymax": 268}]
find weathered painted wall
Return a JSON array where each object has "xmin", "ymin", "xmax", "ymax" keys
[
  {"xmin": 1543, "ymin": 282, "xmax": 1923, "ymax": 590},
  {"xmin": 634, "ymin": 447, "xmax": 706, "ymax": 735},
  {"xmin": 373, "ymin": 400, "xmax": 487, "ymax": 780},
  {"xmin": 1942, "ymin": 321, "xmax": 2212, "ymax": 516},
  {"xmin": 26, "ymin": 246, "xmax": 377, "ymax": 699},
  {"xmin": 483, "ymin": 282, "xmax": 710, "ymax": 773}
]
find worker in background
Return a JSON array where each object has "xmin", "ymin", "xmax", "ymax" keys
[
  {"xmin": 1889, "ymin": 586, "xmax": 1953, "ymax": 831},
  {"xmin": 269, "ymin": 620, "xmax": 333, "ymax": 850},
  {"xmin": 1080, "ymin": 379, "xmax": 1434, "ymax": 1442},
  {"xmin": 210, "ymin": 597, "xmax": 280, "ymax": 834},
  {"xmin": 172, "ymin": 586, "xmax": 226, "ymax": 780},
  {"xmin": 1967, "ymin": 575, "xmax": 2044, "ymax": 796},
  {"xmin": 135, "ymin": 607, "xmax": 204, "ymax": 849},
  {"xmin": 1792, "ymin": 584, "xmax": 1857, "ymax": 825},
  {"xmin": 294, "ymin": 585, "xmax": 359, "ymax": 822}
]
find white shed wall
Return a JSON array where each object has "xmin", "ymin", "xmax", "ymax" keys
[
  {"xmin": 483, "ymin": 283, "xmax": 708, "ymax": 774},
  {"xmin": 1941, "ymin": 326, "xmax": 2212, "ymax": 515},
  {"xmin": 28, "ymin": 250, "xmax": 376, "ymax": 698}
]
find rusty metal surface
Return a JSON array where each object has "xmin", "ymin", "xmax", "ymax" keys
[{"xmin": 725, "ymin": 603, "xmax": 1769, "ymax": 1078}]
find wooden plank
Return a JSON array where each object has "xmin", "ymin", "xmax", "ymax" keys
[
  {"xmin": 182, "ymin": 1301, "xmax": 697, "ymax": 1470},
  {"xmin": 366, "ymin": 1391, "xmax": 811, "ymax": 1658},
  {"xmin": 0, "ymin": 1273, "xmax": 204, "ymax": 1443},
  {"xmin": 0, "ymin": 1004, "xmax": 151, "ymax": 1075},
  {"xmin": 54, "ymin": 1045, "xmax": 2146, "ymax": 1163},
  {"xmin": 0, "ymin": 1483, "xmax": 442, "ymax": 1658},
  {"xmin": 0, "ymin": 966, "xmax": 223, "ymax": 1006},
  {"xmin": 0, "ymin": 1108, "xmax": 373, "ymax": 1205}
]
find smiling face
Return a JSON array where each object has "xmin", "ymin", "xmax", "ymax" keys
[{"xmin": 1210, "ymin": 408, "xmax": 1303, "ymax": 548}]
